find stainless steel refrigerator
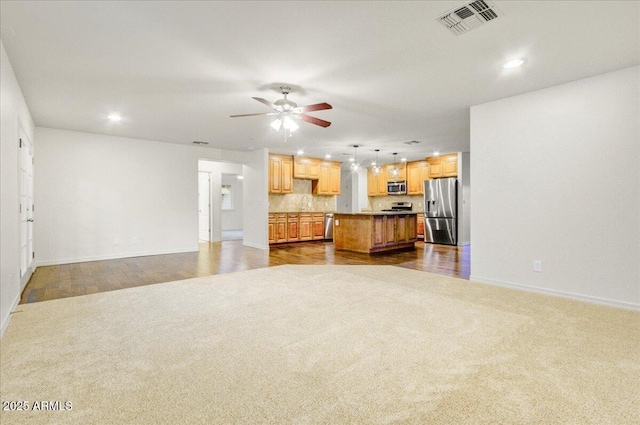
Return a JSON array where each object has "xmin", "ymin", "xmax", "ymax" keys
[{"xmin": 423, "ymin": 178, "xmax": 457, "ymax": 245}]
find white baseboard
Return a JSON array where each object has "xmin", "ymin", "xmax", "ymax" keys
[
  {"xmin": 470, "ymin": 275, "xmax": 640, "ymax": 311},
  {"xmin": 1, "ymin": 292, "xmax": 21, "ymax": 339},
  {"xmin": 35, "ymin": 247, "xmax": 199, "ymax": 267},
  {"xmin": 242, "ymin": 241, "xmax": 269, "ymax": 250}
]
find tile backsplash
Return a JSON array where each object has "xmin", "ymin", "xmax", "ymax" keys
[
  {"xmin": 269, "ymin": 179, "xmax": 337, "ymax": 212},
  {"xmin": 367, "ymin": 195, "xmax": 424, "ymax": 212}
]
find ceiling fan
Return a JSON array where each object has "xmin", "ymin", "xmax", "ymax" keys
[{"xmin": 230, "ymin": 86, "xmax": 332, "ymax": 133}]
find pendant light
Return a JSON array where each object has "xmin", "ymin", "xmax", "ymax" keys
[
  {"xmin": 371, "ymin": 149, "xmax": 382, "ymax": 175},
  {"xmin": 350, "ymin": 145, "xmax": 361, "ymax": 174},
  {"xmin": 390, "ymin": 153, "xmax": 400, "ymax": 178}
]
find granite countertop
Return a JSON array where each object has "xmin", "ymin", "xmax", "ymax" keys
[
  {"xmin": 269, "ymin": 211, "xmax": 335, "ymax": 214},
  {"xmin": 334, "ymin": 211, "xmax": 420, "ymax": 216}
]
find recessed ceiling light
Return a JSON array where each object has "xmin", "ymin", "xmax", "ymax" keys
[
  {"xmin": 401, "ymin": 157, "xmax": 407, "ymax": 162},
  {"xmin": 348, "ymin": 157, "xmax": 355, "ymax": 162},
  {"xmin": 433, "ymin": 151, "xmax": 440, "ymax": 157},
  {"xmin": 108, "ymin": 113, "xmax": 122, "ymax": 122},
  {"xmin": 503, "ymin": 58, "xmax": 524, "ymax": 69},
  {"xmin": 324, "ymin": 154, "xmax": 332, "ymax": 159},
  {"xmin": 297, "ymin": 149, "xmax": 304, "ymax": 155},
  {"xmin": 237, "ymin": 175, "xmax": 244, "ymax": 180}
]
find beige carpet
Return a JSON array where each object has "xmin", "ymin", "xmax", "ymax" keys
[{"xmin": 1, "ymin": 265, "xmax": 638, "ymax": 424}]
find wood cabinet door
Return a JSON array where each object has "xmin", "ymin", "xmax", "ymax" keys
[
  {"xmin": 396, "ymin": 215, "xmax": 408, "ymax": 243},
  {"xmin": 281, "ymin": 158, "xmax": 293, "ymax": 193},
  {"xmin": 276, "ymin": 220, "xmax": 287, "ymax": 243},
  {"xmin": 417, "ymin": 213, "xmax": 424, "ymax": 238},
  {"xmin": 287, "ymin": 218, "xmax": 299, "ymax": 241},
  {"xmin": 428, "ymin": 160, "xmax": 443, "ymax": 178},
  {"xmin": 293, "ymin": 158, "xmax": 308, "ymax": 178},
  {"xmin": 318, "ymin": 164, "xmax": 330, "ymax": 194},
  {"xmin": 407, "ymin": 162, "xmax": 421, "ymax": 195},
  {"xmin": 419, "ymin": 164, "xmax": 430, "ymax": 189},
  {"xmin": 378, "ymin": 171, "xmax": 388, "ymax": 195},
  {"xmin": 384, "ymin": 216, "xmax": 396, "ymax": 246},
  {"xmin": 367, "ymin": 169, "xmax": 378, "ymax": 196},
  {"xmin": 329, "ymin": 163, "xmax": 340, "ymax": 194},
  {"xmin": 442, "ymin": 155, "xmax": 458, "ymax": 177},
  {"xmin": 312, "ymin": 214, "xmax": 324, "ymax": 240},
  {"xmin": 371, "ymin": 215, "xmax": 385, "ymax": 247},
  {"xmin": 307, "ymin": 160, "xmax": 320, "ymax": 179},
  {"xmin": 269, "ymin": 157, "xmax": 281, "ymax": 193},
  {"xmin": 299, "ymin": 219, "xmax": 312, "ymax": 241},
  {"xmin": 268, "ymin": 222, "xmax": 276, "ymax": 244}
]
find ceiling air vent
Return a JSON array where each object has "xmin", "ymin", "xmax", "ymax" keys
[
  {"xmin": 192, "ymin": 141, "xmax": 209, "ymax": 145},
  {"xmin": 404, "ymin": 140, "xmax": 421, "ymax": 145},
  {"xmin": 436, "ymin": 0, "xmax": 503, "ymax": 36}
]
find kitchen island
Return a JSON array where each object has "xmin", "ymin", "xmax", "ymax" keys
[{"xmin": 333, "ymin": 212, "xmax": 418, "ymax": 254}]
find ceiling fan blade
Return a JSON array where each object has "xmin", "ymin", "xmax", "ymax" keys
[
  {"xmin": 230, "ymin": 112, "xmax": 278, "ymax": 118},
  {"xmin": 298, "ymin": 114, "xmax": 331, "ymax": 128},
  {"xmin": 252, "ymin": 97, "xmax": 279, "ymax": 110},
  {"xmin": 295, "ymin": 102, "xmax": 333, "ymax": 113}
]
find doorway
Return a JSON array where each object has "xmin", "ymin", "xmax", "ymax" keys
[
  {"xmin": 198, "ymin": 172, "xmax": 211, "ymax": 241},
  {"xmin": 19, "ymin": 128, "xmax": 34, "ymax": 289},
  {"xmin": 221, "ymin": 173, "xmax": 243, "ymax": 241}
]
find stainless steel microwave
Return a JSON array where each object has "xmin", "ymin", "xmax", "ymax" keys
[{"xmin": 387, "ymin": 180, "xmax": 407, "ymax": 195}]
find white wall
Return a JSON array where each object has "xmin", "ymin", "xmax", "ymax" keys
[
  {"xmin": 470, "ymin": 66, "xmax": 639, "ymax": 309},
  {"xmin": 1, "ymin": 41, "xmax": 36, "ymax": 337},
  {"xmin": 243, "ymin": 149, "xmax": 269, "ymax": 249},
  {"xmin": 35, "ymin": 128, "xmax": 250, "ymax": 265},
  {"xmin": 457, "ymin": 152, "xmax": 471, "ymax": 245}
]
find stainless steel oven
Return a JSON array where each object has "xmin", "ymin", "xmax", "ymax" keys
[{"xmin": 387, "ymin": 180, "xmax": 407, "ymax": 195}]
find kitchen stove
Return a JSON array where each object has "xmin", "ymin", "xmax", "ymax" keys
[{"xmin": 381, "ymin": 202, "xmax": 413, "ymax": 212}]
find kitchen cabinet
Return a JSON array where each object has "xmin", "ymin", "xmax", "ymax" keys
[
  {"xmin": 417, "ymin": 213, "xmax": 424, "ymax": 240},
  {"xmin": 334, "ymin": 213, "xmax": 418, "ymax": 253},
  {"xmin": 287, "ymin": 213, "xmax": 299, "ymax": 241},
  {"xmin": 367, "ymin": 167, "xmax": 388, "ymax": 197},
  {"xmin": 269, "ymin": 213, "xmax": 288, "ymax": 243},
  {"xmin": 269, "ymin": 154, "xmax": 293, "ymax": 194},
  {"xmin": 293, "ymin": 157, "xmax": 320, "ymax": 179},
  {"xmin": 313, "ymin": 161, "xmax": 341, "ymax": 195},
  {"xmin": 312, "ymin": 213, "xmax": 325, "ymax": 240},
  {"xmin": 427, "ymin": 154, "xmax": 458, "ymax": 179},
  {"xmin": 299, "ymin": 213, "xmax": 313, "ymax": 241},
  {"xmin": 269, "ymin": 212, "xmax": 327, "ymax": 244},
  {"xmin": 407, "ymin": 160, "xmax": 430, "ymax": 195}
]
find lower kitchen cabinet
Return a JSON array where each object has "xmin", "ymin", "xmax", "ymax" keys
[
  {"xmin": 335, "ymin": 213, "xmax": 418, "ymax": 253},
  {"xmin": 269, "ymin": 212, "xmax": 329, "ymax": 245},
  {"xmin": 299, "ymin": 214, "xmax": 313, "ymax": 241},
  {"xmin": 312, "ymin": 213, "xmax": 325, "ymax": 240},
  {"xmin": 417, "ymin": 213, "xmax": 424, "ymax": 240}
]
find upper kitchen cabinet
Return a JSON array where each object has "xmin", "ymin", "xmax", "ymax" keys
[
  {"xmin": 427, "ymin": 154, "xmax": 458, "ymax": 179},
  {"xmin": 367, "ymin": 167, "xmax": 388, "ymax": 196},
  {"xmin": 406, "ymin": 160, "xmax": 430, "ymax": 195},
  {"xmin": 269, "ymin": 154, "xmax": 293, "ymax": 194},
  {"xmin": 312, "ymin": 160, "xmax": 341, "ymax": 195},
  {"xmin": 293, "ymin": 156, "xmax": 320, "ymax": 179}
]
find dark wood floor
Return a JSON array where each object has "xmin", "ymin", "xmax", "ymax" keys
[{"xmin": 20, "ymin": 241, "xmax": 470, "ymax": 304}]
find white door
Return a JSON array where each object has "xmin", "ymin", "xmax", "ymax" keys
[
  {"xmin": 198, "ymin": 172, "xmax": 211, "ymax": 241},
  {"xmin": 19, "ymin": 129, "xmax": 35, "ymax": 288}
]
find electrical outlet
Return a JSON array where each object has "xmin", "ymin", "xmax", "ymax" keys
[
  {"xmin": 533, "ymin": 260, "xmax": 542, "ymax": 273},
  {"xmin": 335, "ymin": 219, "xmax": 340, "ymax": 226}
]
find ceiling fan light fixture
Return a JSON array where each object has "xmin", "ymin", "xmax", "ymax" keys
[
  {"xmin": 282, "ymin": 115, "xmax": 298, "ymax": 132},
  {"xmin": 270, "ymin": 118, "xmax": 282, "ymax": 131}
]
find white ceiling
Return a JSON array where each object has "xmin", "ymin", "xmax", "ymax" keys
[{"xmin": 1, "ymin": 1, "xmax": 638, "ymax": 166}]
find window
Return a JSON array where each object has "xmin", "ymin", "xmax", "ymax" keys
[{"xmin": 221, "ymin": 185, "xmax": 233, "ymax": 210}]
